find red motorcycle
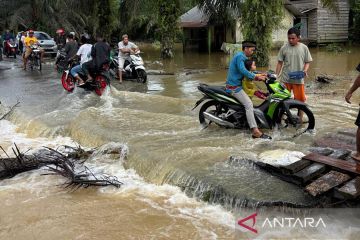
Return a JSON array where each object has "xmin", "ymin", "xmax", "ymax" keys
[
  {"xmin": 61, "ymin": 62, "xmax": 110, "ymax": 96},
  {"xmin": 3, "ymin": 40, "xmax": 17, "ymax": 58}
]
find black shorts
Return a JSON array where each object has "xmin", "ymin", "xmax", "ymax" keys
[{"xmin": 356, "ymin": 109, "xmax": 360, "ymax": 127}]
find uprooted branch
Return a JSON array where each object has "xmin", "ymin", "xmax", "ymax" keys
[
  {"xmin": 0, "ymin": 101, "xmax": 20, "ymax": 120},
  {"xmin": 0, "ymin": 144, "xmax": 123, "ymax": 189}
]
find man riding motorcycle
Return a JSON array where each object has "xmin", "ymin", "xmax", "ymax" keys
[
  {"xmin": 2, "ymin": 29, "xmax": 15, "ymax": 54},
  {"xmin": 55, "ymin": 28, "xmax": 66, "ymax": 50},
  {"xmin": 225, "ymin": 41, "xmax": 270, "ymax": 139},
  {"xmin": 23, "ymin": 30, "xmax": 44, "ymax": 70},
  {"xmin": 82, "ymin": 33, "xmax": 111, "ymax": 82},
  {"xmin": 68, "ymin": 36, "xmax": 92, "ymax": 86}
]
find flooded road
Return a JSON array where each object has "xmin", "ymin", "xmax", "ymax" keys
[{"xmin": 0, "ymin": 45, "xmax": 359, "ymax": 239}]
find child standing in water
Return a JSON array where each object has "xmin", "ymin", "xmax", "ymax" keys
[{"xmin": 242, "ymin": 59, "xmax": 268, "ymax": 100}]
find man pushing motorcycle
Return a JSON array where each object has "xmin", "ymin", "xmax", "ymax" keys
[
  {"xmin": 117, "ymin": 34, "xmax": 139, "ymax": 83},
  {"xmin": 225, "ymin": 41, "xmax": 271, "ymax": 139}
]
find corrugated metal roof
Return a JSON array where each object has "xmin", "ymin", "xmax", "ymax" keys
[{"xmin": 179, "ymin": 6, "xmax": 210, "ymax": 28}]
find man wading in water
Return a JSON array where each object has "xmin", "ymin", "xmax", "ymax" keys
[{"xmin": 225, "ymin": 41, "xmax": 270, "ymax": 139}]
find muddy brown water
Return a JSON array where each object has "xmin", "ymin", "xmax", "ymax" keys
[{"xmin": 0, "ymin": 45, "xmax": 359, "ymax": 239}]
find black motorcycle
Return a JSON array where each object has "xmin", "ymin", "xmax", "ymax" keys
[
  {"xmin": 193, "ymin": 72, "xmax": 315, "ymax": 135},
  {"xmin": 28, "ymin": 44, "xmax": 41, "ymax": 71}
]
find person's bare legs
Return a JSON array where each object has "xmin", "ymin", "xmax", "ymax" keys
[
  {"xmin": 118, "ymin": 69, "xmax": 123, "ymax": 83},
  {"xmin": 351, "ymin": 127, "xmax": 360, "ymax": 162},
  {"xmin": 75, "ymin": 75, "xmax": 85, "ymax": 85}
]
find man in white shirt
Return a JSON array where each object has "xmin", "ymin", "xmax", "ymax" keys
[
  {"xmin": 118, "ymin": 34, "xmax": 139, "ymax": 83},
  {"xmin": 70, "ymin": 36, "xmax": 92, "ymax": 86}
]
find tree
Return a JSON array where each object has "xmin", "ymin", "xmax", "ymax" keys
[
  {"xmin": 241, "ymin": 0, "xmax": 284, "ymax": 66},
  {"xmin": 349, "ymin": 0, "xmax": 360, "ymax": 41},
  {"xmin": 198, "ymin": 0, "xmax": 283, "ymax": 66},
  {"xmin": 156, "ymin": 0, "xmax": 181, "ymax": 58}
]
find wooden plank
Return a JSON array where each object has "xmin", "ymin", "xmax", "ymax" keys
[
  {"xmin": 314, "ymin": 138, "xmax": 356, "ymax": 151},
  {"xmin": 335, "ymin": 177, "xmax": 360, "ymax": 199},
  {"xmin": 280, "ymin": 160, "xmax": 311, "ymax": 175},
  {"xmin": 305, "ymin": 171, "xmax": 351, "ymax": 197},
  {"xmin": 302, "ymin": 152, "xmax": 360, "ymax": 175},
  {"xmin": 292, "ymin": 163, "xmax": 327, "ymax": 185},
  {"xmin": 308, "ymin": 147, "xmax": 334, "ymax": 156},
  {"xmin": 328, "ymin": 149, "xmax": 351, "ymax": 160}
]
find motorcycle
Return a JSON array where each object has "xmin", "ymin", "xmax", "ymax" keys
[
  {"xmin": 61, "ymin": 61, "xmax": 111, "ymax": 96},
  {"xmin": 3, "ymin": 40, "xmax": 17, "ymax": 58},
  {"xmin": 109, "ymin": 51, "xmax": 147, "ymax": 83},
  {"xmin": 28, "ymin": 44, "xmax": 42, "ymax": 71},
  {"xmin": 193, "ymin": 72, "xmax": 315, "ymax": 135},
  {"xmin": 55, "ymin": 50, "xmax": 69, "ymax": 73}
]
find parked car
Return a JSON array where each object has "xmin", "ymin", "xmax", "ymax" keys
[{"xmin": 33, "ymin": 31, "xmax": 58, "ymax": 57}]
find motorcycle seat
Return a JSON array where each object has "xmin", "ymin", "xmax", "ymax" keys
[{"xmin": 198, "ymin": 84, "xmax": 235, "ymax": 98}]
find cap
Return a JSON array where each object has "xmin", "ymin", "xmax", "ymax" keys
[{"xmin": 242, "ymin": 41, "xmax": 256, "ymax": 48}]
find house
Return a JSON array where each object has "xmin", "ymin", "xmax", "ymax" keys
[
  {"xmin": 288, "ymin": 0, "xmax": 350, "ymax": 44},
  {"xmin": 179, "ymin": 0, "xmax": 350, "ymax": 53},
  {"xmin": 180, "ymin": 4, "xmax": 299, "ymax": 52}
]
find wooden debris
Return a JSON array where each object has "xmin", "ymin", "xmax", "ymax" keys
[
  {"xmin": 0, "ymin": 101, "xmax": 20, "ymax": 120},
  {"xmin": 147, "ymin": 70, "xmax": 175, "ymax": 75},
  {"xmin": 314, "ymin": 138, "xmax": 356, "ymax": 151},
  {"xmin": 305, "ymin": 171, "xmax": 351, "ymax": 197},
  {"xmin": 316, "ymin": 74, "xmax": 334, "ymax": 83},
  {"xmin": 308, "ymin": 147, "xmax": 334, "ymax": 156},
  {"xmin": 292, "ymin": 163, "xmax": 326, "ymax": 185},
  {"xmin": 280, "ymin": 160, "xmax": 311, "ymax": 175},
  {"xmin": 302, "ymin": 153, "xmax": 360, "ymax": 175},
  {"xmin": 0, "ymin": 144, "xmax": 123, "ymax": 190},
  {"xmin": 328, "ymin": 149, "xmax": 351, "ymax": 160},
  {"xmin": 335, "ymin": 177, "xmax": 360, "ymax": 199}
]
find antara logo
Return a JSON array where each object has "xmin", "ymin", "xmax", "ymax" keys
[
  {"xmin": 237, "ymin": 213, "xmax": 327, "ymax": 234},
  {"xmin": 237, "ymin": 213, "xmax": 258, "ymax": 234}
]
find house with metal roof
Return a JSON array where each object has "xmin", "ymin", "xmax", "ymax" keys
[{"xmin": 179, "ymin": 0, "xmax": 350, "ymax": 53}]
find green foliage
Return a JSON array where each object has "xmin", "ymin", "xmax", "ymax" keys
[
  {"xmin": 0, "ymin": 0, "xmax": 119, "ymax": 39},
  {"xmin": 97, "ymin": 0, "xmax": 120, "ymax": 40},
  {"xmin": 241, "ymin": 0, "xmax": 284, "ymax": 67},
  {"xmin": 198, "ymin": 0, "xmax": 284, "ymax": 66},
  {"xmin": 349, "ymin": 0, "xmax": 360, "ymax": 41},
  {"xmin": 156, "ymin": 0, "xmax": 181, "ymax": 58}
]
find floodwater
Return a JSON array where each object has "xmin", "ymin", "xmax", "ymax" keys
[{"xmin": 0, "ymin": 44, "xmax": 359, "ymax": 239}]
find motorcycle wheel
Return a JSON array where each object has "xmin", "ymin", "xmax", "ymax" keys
[
  {"xmin": 94, "ymin": 75, "xmax": 108, "ymax": 96},
  {"xmin": 198, "ymin": 100, "xmax": 229, "ymax": 126},
  {"xmin": 61, "ymin": 72, "xmax": 75, "ymax": 92},
  {"xmin": 136, "ymin": 69, "xmax": 147, "ymax": 83},
  {"xmin": 277, "ymin": 104, "xmax": 315, "ymax": 132}
]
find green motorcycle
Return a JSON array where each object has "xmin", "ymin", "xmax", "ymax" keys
[{"xmin": 193, "ymin": 72, "xmax": 315, "ymax": 133}]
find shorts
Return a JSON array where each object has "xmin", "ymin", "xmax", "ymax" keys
[
  {"xmin": 24, "ymin": 48, "xmax": 32, "ymax": 58},
  {"xmin": 356, "ymin": 109, "xmax": 360, "ymax": 127},
  {"xmin": 284, "ymin": 83, "xmax": 306, "ymax": 102},
  {"xmin": 118, "ymin": 56, "xmax": 131, "ymax": 70}
]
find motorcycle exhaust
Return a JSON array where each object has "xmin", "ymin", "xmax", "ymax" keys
[{"xmin": 203, "ymin": 112, "xmax": 235, "ymax": 128}]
